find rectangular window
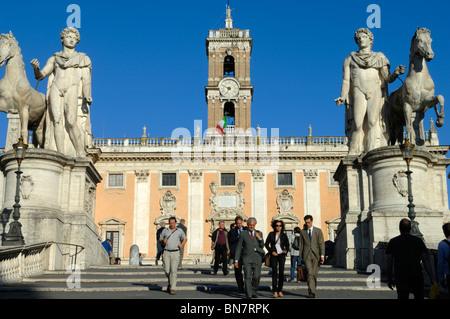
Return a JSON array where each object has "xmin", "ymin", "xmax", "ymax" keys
[
  {"xmin": 162, "ymin": 173, "xmax": 177, "ymax": 187},
  {"xmin": 109, "ymin": 174, "xmax": 123, "ymax": 187},
  {"xmin": 221, "ymin": 173, "xmax": 235, "ymax": 186},
  {"xmin": 106, "ymin": 231, "xmax": 119, "ymax": 258},
  {"xmin": 278, "ymin": 172, "xmax": 293, "ymax": 186}
]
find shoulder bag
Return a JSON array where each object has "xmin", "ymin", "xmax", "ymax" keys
[{"xmin": 264, "ymin": 233, "xmax": 280, "ymax": 267}]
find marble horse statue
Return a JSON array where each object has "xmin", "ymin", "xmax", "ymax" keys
[
  {"xmin": 0, "ymin": 31, "xmax": 46, "ymax": 147},
  {"xmin": 387, "ymin": 27, "xmax": 444, "ymax": 146}
]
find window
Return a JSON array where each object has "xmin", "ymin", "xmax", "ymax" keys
[
  {"xmin": 109, "ymin": 174, "xmax": 123, "ymax": 187},
  {"xmin": 221, "ymin": 173, "xmax": 235, "ymax": 186},
  {"xmin": 278, "ymin": 172, "xmax": 293, "ymax": 186},
  {"xmin": 162, "ymin": 173, "xmax": 177, "ymax": 187}
]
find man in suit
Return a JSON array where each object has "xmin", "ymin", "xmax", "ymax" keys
[
  {"xmin": 299, "ymin": 215, "xmax": 325, "ymax": 298},
  {"xmin": 229, "ymin": 216, "xmax": 247, "ymax": 293},
  {"xmin": 234, "ymin": 217, "xmax": 265, "ymax": 299}
]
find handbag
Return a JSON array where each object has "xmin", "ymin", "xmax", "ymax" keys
[
  {"xmin": 264, "ymin": 234, "xmax": 281, "ymax": 267},
  {"xmin": 297, "ymin": 264, "xmax": 307, "ymax": 282},
  {"xmin": 264, "ymin": 253, "xmax": 271, "ymax": 267}
]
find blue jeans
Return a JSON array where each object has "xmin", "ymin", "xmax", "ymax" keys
[{"xmin": 290, "ymin": 255, "xmax": 301, "ymax": 281}]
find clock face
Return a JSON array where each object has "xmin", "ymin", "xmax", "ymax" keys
[{"xmin": 219, "ymin": 79, "xmax": 239, "ymax": 97}]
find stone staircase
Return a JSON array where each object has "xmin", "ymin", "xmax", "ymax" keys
[{"xmin": 0, "ymin": 263, "xmax": 408, "ymax": 299}]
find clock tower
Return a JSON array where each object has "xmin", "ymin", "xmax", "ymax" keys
[{"xmin": 205, "ymin": 4, "xmax": 253, "ymax": 134}]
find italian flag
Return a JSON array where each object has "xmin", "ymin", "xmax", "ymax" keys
[{"xmin": 216, "ymin": 116, "xmax": 227, "ymax": 135}]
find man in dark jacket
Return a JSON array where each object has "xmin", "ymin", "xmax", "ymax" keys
[
  {"xmin": 211, "ymin": 221, "xmax": 230, "ymax": 275},
  {"xmin": 386, "ymin": 218, "xmax": 434, "ymax": 299}
]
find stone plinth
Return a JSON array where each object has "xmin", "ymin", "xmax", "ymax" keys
[
  {"xmin": 0, "ymin": 148, "xmax": 107, "ymax": 270},
  {"xmin": 333, "ymin": 145, "xmax": 450, "ymax": 270}
]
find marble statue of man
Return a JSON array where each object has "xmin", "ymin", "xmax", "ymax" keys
[
  {"xmin": 31, "ymin": 27, "xmax": 92, "ymax": 157},
  {"xmin": 335, "ymin": 28, "xmax": 405, "ymax": 156}
]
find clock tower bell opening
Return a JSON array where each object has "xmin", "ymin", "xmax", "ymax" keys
[{"xmin": 224, "ymin": 102, "xmax": 235, "ymax": 127}]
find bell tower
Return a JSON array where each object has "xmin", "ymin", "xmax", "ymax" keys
[{"xmin": 205, "ymin": 4, "xmax": 253, "ymax": 134}]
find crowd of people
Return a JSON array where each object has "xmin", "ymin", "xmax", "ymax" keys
[
  {"xmin": 207, "ymin": 215, "xmax": 325, "ymax": 299},
  {"xmin": 101, "ymin": 217, "xmax": 450, "ymax": 299}
]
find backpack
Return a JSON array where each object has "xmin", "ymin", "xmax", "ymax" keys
[{"xmin": 292, "ymin": 236, "xmax": 300, "ymax": 250}]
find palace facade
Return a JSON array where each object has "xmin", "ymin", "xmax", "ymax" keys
[
  {"xmin": 91, "ymin": 6, "xmax": 350, "ymax": 263},
  {"xmin": 91, "ymin": 6, "xmax": 440, "ymax": 264}
]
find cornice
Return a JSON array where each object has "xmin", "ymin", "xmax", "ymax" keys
[{"xmin": 95, "ymin": 151, "xmax": 348, "ymax": 163}]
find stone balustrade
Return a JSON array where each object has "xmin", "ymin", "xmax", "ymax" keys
[
  {"xmin": 0, "ymin": 130, "xmax": 438, "ymax": 156},
  {"xmin": 92, "ymin": 135, "xmax": 350, "ymax": 152},
  {"xmin": 0, "ymin": 243, "xmax": 51, "ymax": 283},
  {"xmin": 0, "ymin": 242, "xmax": 84, "ymax": 283},
  {"xmin": 208, "ymin": 29, "xmax": 250, "ymax": 38}
]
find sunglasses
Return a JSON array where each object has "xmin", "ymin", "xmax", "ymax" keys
[{"xmin": 275, "ymin": 225, "xmax": 282, "ymax": 227}]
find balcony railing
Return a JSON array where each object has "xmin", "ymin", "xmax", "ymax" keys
[
  {"xmin": 92, "ymin": 135, "xmax": 349, "ymax": 149},
  {"xmin": 208, "ymin": 29, "xmax": 250, "ymax": 39}
]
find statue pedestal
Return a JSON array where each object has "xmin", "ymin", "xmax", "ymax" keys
[
  {"xmin": 0, "ymin": 148, "xmax": 108, "ymax": 270},
  {"xmin": 333, "ymin": 146, "xmax": 450, "ymax": 270}
]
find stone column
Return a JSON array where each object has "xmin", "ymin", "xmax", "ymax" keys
[
  {"xmin": 133, "ymin": 170, "xmax": 150, "ymax": 255},
  {"xmin": 303, "ymin": 169, "xmax": 322, "ymax": 226},
  {"xmin": 188, "ymin": 170, "xmax": 204, "ymax": 261},
  {"xmin": 251, "ymin": 169, "xmax": 267, "ymax": 234}
]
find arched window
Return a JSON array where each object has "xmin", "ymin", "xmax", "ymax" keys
[
  {"xmin": 224, "ymin": 55, "xmax": 235, "ymax": 77},
  {"xmin": 224, "ymin": 102, "xmax": 235, "ymax": 125}
]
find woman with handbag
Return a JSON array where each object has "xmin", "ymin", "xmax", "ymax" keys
[{"xmin": 265, "ymin": 219, "xmax": 290, "ymax": 298}]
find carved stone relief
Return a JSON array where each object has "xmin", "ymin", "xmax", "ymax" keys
[
  {"xmin": 188, "ymin": 169, "xmax": 203, "ymax": 182},
  {"xmin": 206, "ymin": 181, "xmax": 247, "ymax": 233},
  {"xmin": 20, "ymin": 175, "xmax": 34, "ymax": 199},
  {"xmin": 154, "ymin": 190, "xmax": 180, "ymax": 227},
  {"xmin": 135, "ymin": 170, "xmax": 149, "ymax": 182},
  {"xmin": 392, "ymin": 171, "xmax": 408, "ymax": 197},
  {"xmin": 160, "ymin": 190, "xmax": 177, "ymax": 216},
  {"xmin": 84, "ymin": 180, "xmax": 96, "ymax": 217},
  {"xmin": 272, "ymin": 189, "xmax": 299, "ymax": 231},
  {"xmin": 251, "ymin": 169, "xmax": 265, "ymax": 182},
  {"xmin": 304, "ymin": 169, "xmax": 318, "ymax": 181}
]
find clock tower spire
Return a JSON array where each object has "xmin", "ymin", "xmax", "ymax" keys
[{"xmin": 205, "ymin": 5, "xmax": 253, "ymax": 135}]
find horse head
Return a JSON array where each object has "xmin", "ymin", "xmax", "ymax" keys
[
  {"xmin": 411, "ymin": 27, "xmax": 434, "ymax": 62},
  {"xmin": 0, "ymin": 31, "xmax": 21, "ymax": 67}
]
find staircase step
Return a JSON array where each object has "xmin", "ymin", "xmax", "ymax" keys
[{"xmin": 0, "ymin": 264, "xmax": 393, "ymax": 293}]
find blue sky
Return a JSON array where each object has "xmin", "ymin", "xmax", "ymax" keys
[{"xmin": 0, "ymin": 0, "xmax": 450, "ymax": 146}]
